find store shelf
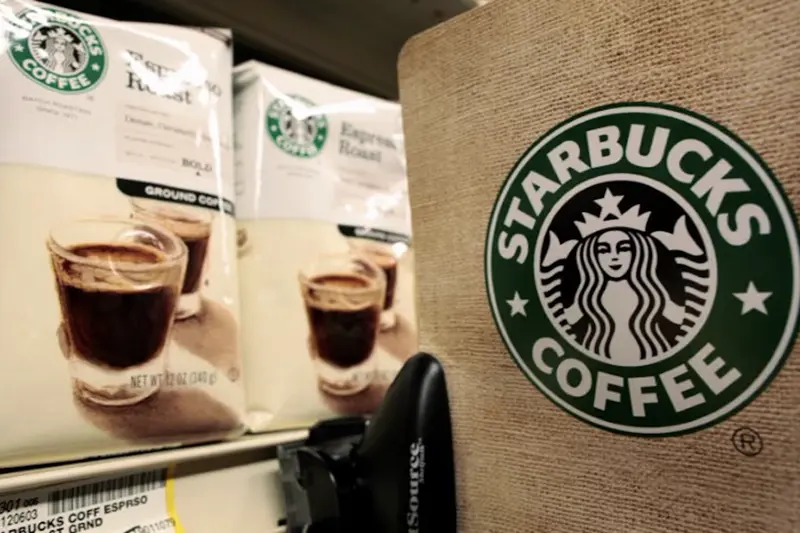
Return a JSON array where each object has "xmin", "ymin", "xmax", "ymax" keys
[
  {"xmin": 143, "ymin": 0, "xmax": 476, "ymax": 99},
  {"xmin": 173, "ymin": 452, "xmax": 288, "ymax": 533},
  {"xmin": 52, "ymin": 0, "xmax": 477, "ymax": 99},
  {"xmin": 0, "ymin": 430, "xmax": 307, "ymax": 494}
]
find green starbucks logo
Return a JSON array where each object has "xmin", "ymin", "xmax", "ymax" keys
[
  {"xmin": 485, "ymin": 103, "xmax": 799, "ymax": 436},
  {"xmin": 266, "ymin": 95, "xmax": 328, "ymax": 158},
  {"xmin": 7, "ymin": 7, "xmax": 106, "ymax": 93}
]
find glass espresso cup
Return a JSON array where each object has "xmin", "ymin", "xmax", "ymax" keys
[
  {"xmin": 130, "ymin": 199, "xmax": 213, "ymax": 319},
  {"xmin": 347, "ymin": 238, "xmax": 402, "ymax": 331},
  {"xmin": 299, "ymin": 252, "xmax": 386, "ymax": 396},
  {"xmin": 48, "ymin": 218, "xmax": 186, "ymax": 406}
]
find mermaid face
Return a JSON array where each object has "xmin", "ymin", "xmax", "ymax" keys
[
  {"xmin": 595, "ymin": 230, "xmax": 632, "ymax": 280},
  {"xmin": 51, "ymin": 37, "xmax": 67, "ymax": 53}
]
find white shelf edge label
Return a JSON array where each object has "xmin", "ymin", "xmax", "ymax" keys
[{"xmin": 0, "ymin": 468, "xmax": 182, "ymax": 533}]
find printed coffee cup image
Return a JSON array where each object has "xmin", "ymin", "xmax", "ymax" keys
[
  {"xmin": 48, "ymin": 218, "xmax": 187, "ymax": 407},
  {"xmin": 346, "ymin": 238, "xmax": 404, "ymax": 331},
  {"xmin": 299, "ymin": 252, "xmax": 387, "ymax": 396},
  {"xmin": 130, "ymin": 199, "xmax": 213, "ymax": 320}
]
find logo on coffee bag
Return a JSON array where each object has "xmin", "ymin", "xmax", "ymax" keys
[
  {"xmin": 485, "ymin": 103, "xmax": 799, "ymax": 436},
  {"xmin": 6, "ymin": 7, "xmax": 107, "ymax": 93},
  {"xmin": 266, "ymin": 95, "xmax": 328, "ymax": 158}
]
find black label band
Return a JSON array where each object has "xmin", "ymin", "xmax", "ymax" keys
[
  {"xmin": 337, "ymin": 224, "xmax": 410, "ymax": 245},
  {"xmin": 116, "ymin": 178, "xmax": 235, "ymax": 216}
]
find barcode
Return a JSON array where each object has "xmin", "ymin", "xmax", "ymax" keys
[{"xmin": 47, "ymin": 470, "xmax": 167, "ymax": 516}]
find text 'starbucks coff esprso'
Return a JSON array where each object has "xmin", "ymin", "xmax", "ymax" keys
[
  {"xmin": 234, "ymin": 62, "xmax": 417, "ymax": 432},
  {"xmin": 399, "ymin": 1, "xmax": 800, "ymax": 531},
  {"xmin": 0, "ymin": 1, "xmax": 244, "ymax": 467}
]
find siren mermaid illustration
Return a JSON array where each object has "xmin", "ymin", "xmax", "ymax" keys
[
  {"xmin": 540, "ymin": 188, "xmax": 712, "ymax": 364},
  {"xmin": 282, "ymin": 108, "xmax": 318, "ymax": 146},
  {"xmin": 32, "ymin": 27, "xmax": 86, "ymax": 75}
]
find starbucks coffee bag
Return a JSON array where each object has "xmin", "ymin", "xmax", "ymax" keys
[
  {"xmin": 234, "ymin": 61, "xmax": 416, "ymax": 432},
  {"xmin": 399, "ymin": 1, "xmax": 800, "ymax": 531},
  {"xmin": 0, "ymin": 2, "xmax": 244, "ymax": 467}
]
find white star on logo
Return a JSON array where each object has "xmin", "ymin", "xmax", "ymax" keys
[
  {"xmin": 13, "ymin": 44, "xmax": 23, "ymax": 53},
  {"xmin": 594, "ymin": 188, "xmax": 623, "ymax": 220},
  {"xmin": 733, "ymin": 282, "xmax": 771, "ymax": 315},
  {"xmin": 506, "ymin": 291, "xmax": 528, "ymax": 317},
  {"xmin": 270, "ymin": 125, "xmax": 277, "ymax": 131},
  {"xmin": 91, "ymin": 63, "xmax": 100, "ymax": 71}
]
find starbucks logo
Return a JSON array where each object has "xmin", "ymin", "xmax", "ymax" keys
[
  {"xmin": 266, "ymin": 95, "xmax": 328, "ymax": 158},
  {"xmin": 485, "ymin": 103, "xmax": 800, "ymax": 436},
  {"xmin": 6, "ymin": 7, "xmax": 106, "ymax": 93},
  {"xmin": 540, "ymin": 177, "xmax": 716, "ymax": 367}
]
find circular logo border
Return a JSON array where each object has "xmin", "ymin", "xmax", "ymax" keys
[
  {"xmin": 266, "ymin": 95, "xmax": 328, "ymax": 159},
  {"xmin": 485, "ymin": 102, "xmax": 800, "ymax": 436},
  {"xmin": 7, "ymin": 7, "xmax": 108, "ymax": 94}
]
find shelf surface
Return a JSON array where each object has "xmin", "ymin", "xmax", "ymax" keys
[{"xmin": 0, "ymin": 430, "xmax": 308, "ymax": 495}]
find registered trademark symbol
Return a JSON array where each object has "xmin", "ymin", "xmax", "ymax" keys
[
  {"xmin": 228, "ymin": 367, "xmax": 240, "ymax": 382},
  {"xmin": 732, "ymin": 427, "xmax": 763, "ymax": 457}
]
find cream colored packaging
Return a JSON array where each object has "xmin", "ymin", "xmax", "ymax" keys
[
  {"xmin": 0, "ymin": 1, "xmax": 245, "ymax": 467},
  {"xmin": 399, "ymin": 1, "xmax": 800, "ymax": 531},
  {"xmin": 234, "ymin": 61, "xmax": 417, "ymax": 432}
]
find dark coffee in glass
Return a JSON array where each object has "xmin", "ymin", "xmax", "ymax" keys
[
  {"xmin": 348, "ymin": 239, "xmax": 401, "ymax": 330},
  {"xmin": 306, "ymin": 273, "xmax": 381, "ymax": 368},
  {"xmin": 300, "ymin": 253, "xmax": 385, "ymax": 396},
  {"xmin": 56, "ymin": 243, "xmax": 179, "ymax": 370},
  {"xmin": 48, "ymin": 219, "xmax": 186, "ymax": 406},
  {"xmin": 181, "ymin": 230, "xmax": 210, "ymax": 295},
  {"xmin": 131, "ymin": 199, "xmax": 212, "ymax": 319}
]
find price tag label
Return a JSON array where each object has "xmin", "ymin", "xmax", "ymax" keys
[{"xmin": 0, "ymin": 469, "xmax": 182, "ymax": 533}]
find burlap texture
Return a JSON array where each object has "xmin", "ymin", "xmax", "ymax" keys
[{"xmin": 398, "ymin": 1, "xmax": 800, "ymax": 531}]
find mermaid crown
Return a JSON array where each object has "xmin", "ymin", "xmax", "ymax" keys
[{"xmin": 574, "ymin": 189, "xmax": 650, "ymax": 238}]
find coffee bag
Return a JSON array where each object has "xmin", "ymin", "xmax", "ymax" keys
[
  {"xmin": 234, "ymin": 61, "xmax": 416, "ymax": 432},
  {"xmin": 0, "ymin": 1, "xmax": 244, "ymax": 466},
  {"xmin": 399, "ymin": 1, "xmax": 800, "ymax": 531}
]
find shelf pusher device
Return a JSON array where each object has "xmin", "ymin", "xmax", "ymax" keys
[{"xmin": 276, "ymin": 353, "xmax": 457, "ymax": 533}]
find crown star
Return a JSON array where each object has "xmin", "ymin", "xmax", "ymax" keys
[
  {"xmin": 574, "ymin": 192, "xmax": 651, "ymax": 238},
  {"xmin": 594, "ymin": 188, "xmax": 623, "ymax": 220}
]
